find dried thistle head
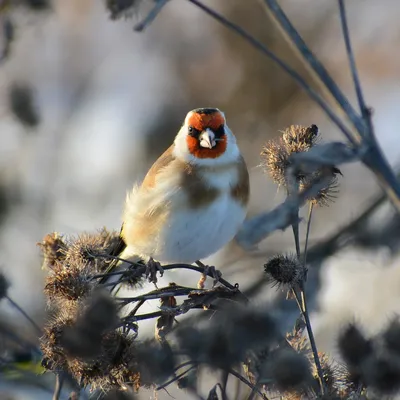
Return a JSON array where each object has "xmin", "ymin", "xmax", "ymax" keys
[
  {"xmin": 106, "ymin": 0, "xmax": 141, "ymax": 20},
  {"xmin": 260, "ymin": 348, "xmax": 312, "ymax": 393},
  {"xmin": 38, "ymin": 232, "xmax": 68, "ymax": 270},
  {"xmin": 65, "ymin": 229, "xmax": 120, "ymax": 273},
  {"xmin": 300, "ymin": 168, "xmax": 341, "ymax": 207},
  {"xmin": 44, "ymin": 260, "xmax": 94, "ymax": 303},
  {"xmin": 264, "ymin": 254, "xmax": 305, "ymax": 289},
  {"xmin": 361, "ymin": 352, "xmax": 400, "ymax": 394},
  {"xmin": 0, "ymin": 272, "xmax": 9, "ymax": 300},
  {"xmin": 338, "ymin": 323, "xmax": 373, "ymax": 369},
  {"xmin": 69, "ymin": 331, "xmax": 140, "ymax": 392},
  {"xmin": 132, "ymin": 339, "xmax": 175, "ymax": 387},
  {"xmin": 282, "ymin": 124, "xmax": 319, "ymax": 149},
  {"xmin": 261, "ymin": 124, "xmax": 319, "ymax": 187},
  {"xmin": 177, "ymin": 306, "xmax": 276, "ymax": 371},
  {"xmin": 382, "ymin": 318, "xmax": 400, "ymax": 356}
]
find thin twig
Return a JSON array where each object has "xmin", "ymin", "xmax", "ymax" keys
[
  {"xmin": 134, "ymin": 0, "xmax": 170, "ymax": 32},
  {"xmin": 6, "ymin": 296, "xmax": 42, "ymax": 335},
  {"xmin": 302, "ymin": 202, "xmax": 314, "ymax": 269},
  {"xmin": 52, "ymin": 374, "xmax": 64, "ymax": 400},
  {"xmin": 157, "ymin": 365, "xmax": 198, "ymax": 390},
  {"xmin": 337, "ymin": 0, "xmax": 369, "ymax": 125},
  {"xmin": 292, "ymin": 288, "xmax": 325, "ymax": 395},
  {"xmin": 259, "ymin": 0, "xmax": 362, "ymax": 143},
  {"xmin": 227, "ymin": 369, "xmax": 268, "ymax": 400},
  {"xmin": 186, "ymin": 0, "xmax": 355, "ymax": 143}
]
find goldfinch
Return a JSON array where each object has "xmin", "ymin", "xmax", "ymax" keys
[{"xmin": 119, "ymin": 107, "xmax": 249, "ymax": 268}]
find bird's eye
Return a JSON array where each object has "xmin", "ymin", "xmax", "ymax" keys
[
  {"xmin": 188, "ymin": 126, "xmax": 199, "ymax": 136},
  {"xmin": 214, "ymin": 124, "xmax": 225, "ymax": 138}
]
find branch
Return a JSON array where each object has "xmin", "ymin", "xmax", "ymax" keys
[{"xmin": 186, "ymin": 0, "xmax": 355, "ymax": 144}]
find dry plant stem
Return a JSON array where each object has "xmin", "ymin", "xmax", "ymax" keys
[
  {"xmin": 52, "ymin": 374, "xmax": 63, "ymax": 400},
  {"xmin": 134, "ymin": 0, "xmax": 169, "ymax": 31},
  {"xmin": 157, "ymin": 365, "xmax": 198, "ymax": 391},
  {"xmin": 337, "ymin": 0, "xmax": 369, "ymax": 127},
  {"xmin": 186, "ymin": 0, "xmax": 353, "ymax": 142},
  {"xmin": 259, "ymin": 0, "xmax": 361, "ymax": 144},
  {"xmin": 292, "ymin": 287, "xmax": 325, "ymax": 395},
  {"xmin": 302, "ymin": 202, "xmax": 314, "ymax": 270},
  {"xmin": 6, "ymin": 296, "xmax": 42, "ymax": 335},
  {"xmin": 225, "ymin": 369, "xmax": 268, "ymax": 400}
]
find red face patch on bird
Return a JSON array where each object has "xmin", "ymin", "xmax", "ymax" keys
[{"xmin": 185, "ymin": 109, "xmax": 227, "ymax": 159}]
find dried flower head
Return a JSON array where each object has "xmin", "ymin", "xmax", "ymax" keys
[
  {"xmin": 0, "ymin": 272, "xmax": 10, "ymax": 300},
  {"xmin": 301, "ymin": 169, "xmax": 340, "ymax": 207},
  {"xmin": 261, "ymin": 124, "xmax": 319, "ymax": 187},
  {"xmin": 177, "ymin": 306, "xmax": 276, "ymax": 370},
  {"xmin": 261, "ymin": 349, "xmax": 312, "ymax": 392},
  {"xmin": 38, "ymin": 232, "xmax": 68, "ymax": 270},
  {"xmin": 132, "ymin": 339, "xmax": 175, "ymax": 387},
  {"xmin": 106, "ymin": 0, "xmax": 141, "ymax": 19},
  {"xmin": 44, "ymin": 260, "xmax": 93, "ymax": 303},
  {"xmin": 8, "ymin": 83, "xmax": 40, "ymax": 127},
  {"xmin": 282, "ymin": 124, "xmax": 319, "ymax": 148},
  {"xmin": 382, "ymin": 318, "xmax": 400, "ymax": 356},
  {"xmin": 338, "ymin": 323, "xmax": 373, "ymax": 368},
  {"xmin": 264, "ymin": 254, "xmax": 305, "ymax": 289},
  {"xmin": 361, "ymin": 353, "xmax": 400, "ymax": 394},
  {"xmin": 65, "ymin": 229, "xmax": 120, "ymax": 273}
]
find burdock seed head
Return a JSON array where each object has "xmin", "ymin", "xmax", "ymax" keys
[
  {"xmin": 0, "ymin": 272, "xmax": 10, "ymax": 300},
  {"xmin": 282, "ymin": 124, "xmax": 319, "ymax": 149},
  {"xmin": 261, "ymin": 124, "xmax": 320, "ymax": 188},
  {"xmin": 261, "ymin": 348, "xmax": 312, "ymax": 392},
  {"xmin": 338, "ymin": 323, "xmax": 373, "ymax": 368},
  {"xmin": 300, "ymin": 169, "xmax": 341, "ymax": 207},
  {"xmin": 264, "ymin": 254, "xmax": 305, "ymax": 289},
  {"xmin": 382, "ymin": 317, "xmax": 400, "ymax": 356}
]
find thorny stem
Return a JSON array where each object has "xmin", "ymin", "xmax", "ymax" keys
[
  {"xmin": 292, "ymin": 287, "xmax": 325, "ymax": 395},
  {"xmin": 6, "ymin": 296, "xmax": 42, "ymax": 335},
  {"xmin": 52, "ymin": 373, "xmax": 63, "ymax": 400}
]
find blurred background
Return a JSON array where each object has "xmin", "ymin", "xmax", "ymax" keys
[{"xmin": 1, "ymin": 0, "xmax": 400, "ymax": 398}]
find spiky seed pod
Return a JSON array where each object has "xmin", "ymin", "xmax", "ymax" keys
[
  {"xmin": 67, "ymin": 332, "xmax": 140, "ymax": 392},
  {"xmin": 261, "ymin": 140, "xmax": 290, "ymax": 186},
  {"xmin": 106, "ymin": 0, "xmax": 141, "ymax": 20},
  {"xmin": 361, "ymin": 353, "xmax": 400, "ymax": 394},
  {"xmin": 0, "ymin": 273, "xmax": 9, "ymax": 300},
  {"xmin": 131, "ymin": 339, "xmax": 175, "ymax": 387},
  {"xmin": 300, "ymin": 169, "xmax": 340, "ymax": 207},
  {"xmin": 338, "ymin": 323, "xmax": 373, "ymax": 368},
  {"xmin": 264, "ymin": 254, "xmax": 305, "ymax": 289},
  {"xmin": 262, "ymin": 349, "xmax": 312, "ymax": 392},
  {"xmin": 382, "ymin": 318, "xmax": 400, "ymax": 356},
  {"xmin": 261, "ymin": 124, "xmax": 320, "ymax": 188},
  {"xmin": 282, "ymin": 124, "xmax": 319, "ymax": 149},
  {"xmin": 8, "ymin": 83, "xmax": 40, "ymax": 127},
  {"xmin": 44, "ymin": 261, "xmax": 93, "ymax": 303},
  {"xmin": 38, "ymin": 232, "xmax": 68, "ymax": 270}
]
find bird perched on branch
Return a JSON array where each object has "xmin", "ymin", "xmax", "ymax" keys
[{"xmin": 113, "ymin": 108, "xmax": 249, "ymax": 282}]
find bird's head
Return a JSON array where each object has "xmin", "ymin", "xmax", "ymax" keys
[{"xmin": 173, "ymin": 108, "xmax": 240, "ymax": 166}]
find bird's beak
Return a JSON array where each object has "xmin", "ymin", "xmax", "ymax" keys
[{"xmin": 199, "ymin": 128, "xmax": 216, "ymax": 149}]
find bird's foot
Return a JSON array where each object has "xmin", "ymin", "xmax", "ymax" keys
[
  {"xmin": 145, "ymin": 257, "xmax": 164, "ymax": 285},
  {"xmin": 196, "ymin": 260, "xmax": 221, "ymax": 289}
]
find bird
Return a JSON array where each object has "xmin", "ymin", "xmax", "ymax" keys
[{"xmin": 112, "ymin": 107, "xmax": 249, "ymax": 282}]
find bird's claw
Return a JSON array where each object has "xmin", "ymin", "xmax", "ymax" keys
[
  {"xmin": 197, "ymin": 262, "xmax": 221, "ymax": 289},
  {"xmin": 145, "ymin": 257, "xmax": 164, "ymax": 284}
]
